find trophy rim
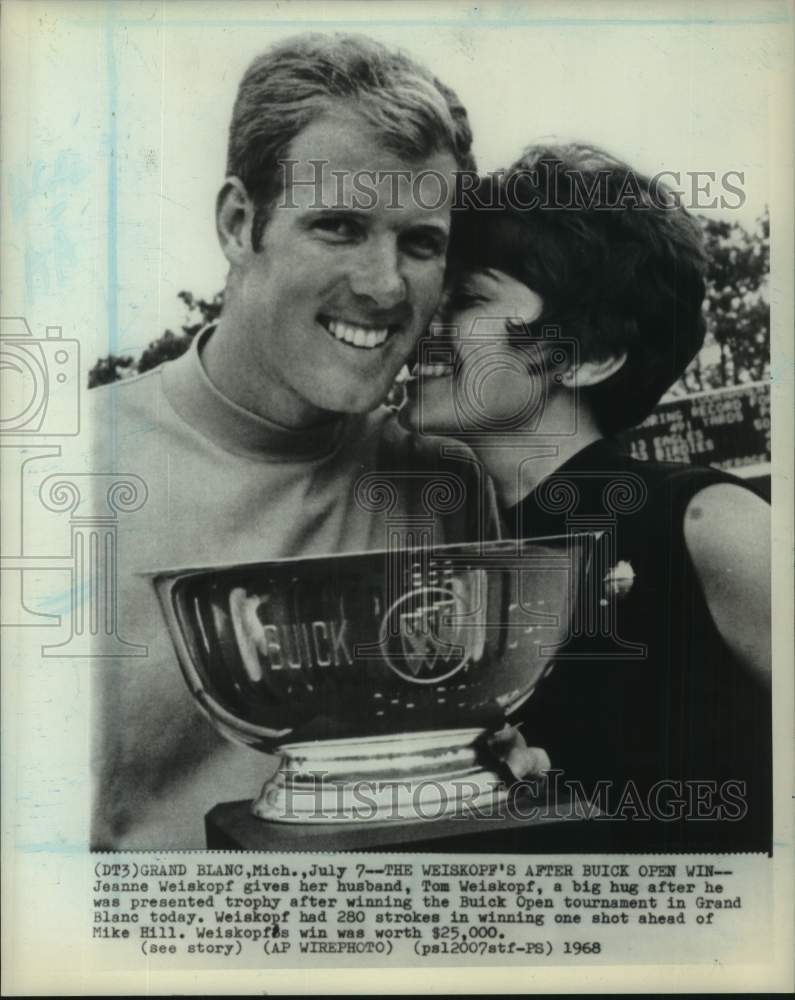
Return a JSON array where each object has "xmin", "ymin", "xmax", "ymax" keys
[{"xmin": 139, "ymin": 530, "xmax": 601, "ymax": 582}]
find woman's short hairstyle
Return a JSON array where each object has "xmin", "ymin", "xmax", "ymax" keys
[
  {"xmin": 449, "ymin": 144, "xmax": 708, "ymax": 434},
  {"xmin": 227, "ymin": 33, "xmax": 475, "ymax": 250}
]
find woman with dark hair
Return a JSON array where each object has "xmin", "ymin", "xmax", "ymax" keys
[{"xmin": 401, "ymin": 145, "xmax": 771, "ymax": 851}]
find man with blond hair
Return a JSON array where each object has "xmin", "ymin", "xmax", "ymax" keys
[{"xmin": 88, "ymin": 34, "xmax": 487, "ymax": 849}]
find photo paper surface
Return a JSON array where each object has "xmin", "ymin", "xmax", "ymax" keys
[{"xmin": 2, "ymin": 1, "xmax": 793, "ymax": 994}]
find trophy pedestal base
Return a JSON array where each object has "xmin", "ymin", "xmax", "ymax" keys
[
  {"xmin": 205, "ymin": 796, "xmax": 594, "ymax": 852},
  {"xmin": 206, "ymin": 731, "xmax": 603, "ymax": 851},
  {"xmin": 251, "ymin": 729, "xmax": 515, "ymax": 825}
]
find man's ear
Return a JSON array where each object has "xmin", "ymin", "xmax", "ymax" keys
[
  {"xmin": 216, "ymin": 177, "xmax": 253, "ymax": 264},
  {"xmin": 560, "ymin": 351, "xmax": 627, "ymax": 388}
]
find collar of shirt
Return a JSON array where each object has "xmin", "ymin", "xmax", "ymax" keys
[{"xmin": 162, "ymin": 324, "xmax": 352, "ymax": 462}]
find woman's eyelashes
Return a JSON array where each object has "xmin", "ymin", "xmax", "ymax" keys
[
  {"xmin": 444, "ymin": 280, "xmax": 542, "ymax": 342},
  {"xmin": 447, "ymin": 287, "xmax": 488, "ymax": 310}
]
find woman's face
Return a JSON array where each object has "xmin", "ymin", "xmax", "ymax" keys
[{"xmin": 401, "ymin": 268, "xmax": 546, "ymax": 437}]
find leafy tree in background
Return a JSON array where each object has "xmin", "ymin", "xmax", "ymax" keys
[
  {"xmin": 88, "ymin": 213, "xmax": 769, "ymax": 397},
  {"xmin": 86, "ymin": 352, "xmax": 135, "ymax": 387},
  {"xmin": 673, "ymin": 208, "xmax": 769, "ymax": 396},
  {"xmin": 87, "ymin": 291, "xmax": 223, "ymax": 388}
]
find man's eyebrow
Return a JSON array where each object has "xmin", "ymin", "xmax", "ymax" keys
[
  {"xmin": 305, "ymin": 207, "xmax": 363, "ymax": 216},
  {"xmin": 296, "ymin": 207, "xmax": 367, "ymax": 227},
  {"xmin": 406, "ymin": 219, "xmax": 450, "ymax": 235}
]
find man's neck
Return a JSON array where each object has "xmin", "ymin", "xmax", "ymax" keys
[{"xmin": 201, "ymin": 315, "xmax": 335, "ymax": 429}]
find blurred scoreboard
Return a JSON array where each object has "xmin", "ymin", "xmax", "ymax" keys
[{"xmin": 620, "ymin": 382, "xmax": 771, "ymax": 482}]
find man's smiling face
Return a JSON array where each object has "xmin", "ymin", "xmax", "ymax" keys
[{"xmin": 225, "ymin": 108, "xmax": 457, "ymax": 427}]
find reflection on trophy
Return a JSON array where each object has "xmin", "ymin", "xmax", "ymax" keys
[{"xmin": 152, "ymin": 534, "xmax": 605, "ymax": 845}]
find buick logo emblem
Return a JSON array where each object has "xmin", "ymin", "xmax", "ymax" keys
[{"xmin": 381, "ymin": 585, "xmax": 471, "ymax": 684}]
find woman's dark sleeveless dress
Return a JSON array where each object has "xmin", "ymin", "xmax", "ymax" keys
[{"xmin": 507, "ymin": 438, "xmax": 771, "ymax": 852}]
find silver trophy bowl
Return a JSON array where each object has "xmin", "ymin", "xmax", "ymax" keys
[{"xmin": 152, "ymin": 534, "xmax": 601, "ymax": 824}]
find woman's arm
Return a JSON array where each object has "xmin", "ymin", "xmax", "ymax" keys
[{"xmin": 683, "ymin": 483, "xmax": 771, "ymax": 690}]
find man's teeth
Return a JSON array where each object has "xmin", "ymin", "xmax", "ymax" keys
[
  {"xmin": 326, "ymin": 319, "xmax": 389, "ymax": 349},
  {"xmin": 411, "ymin": 362, "xmax": 454, "ymax": 378}
]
